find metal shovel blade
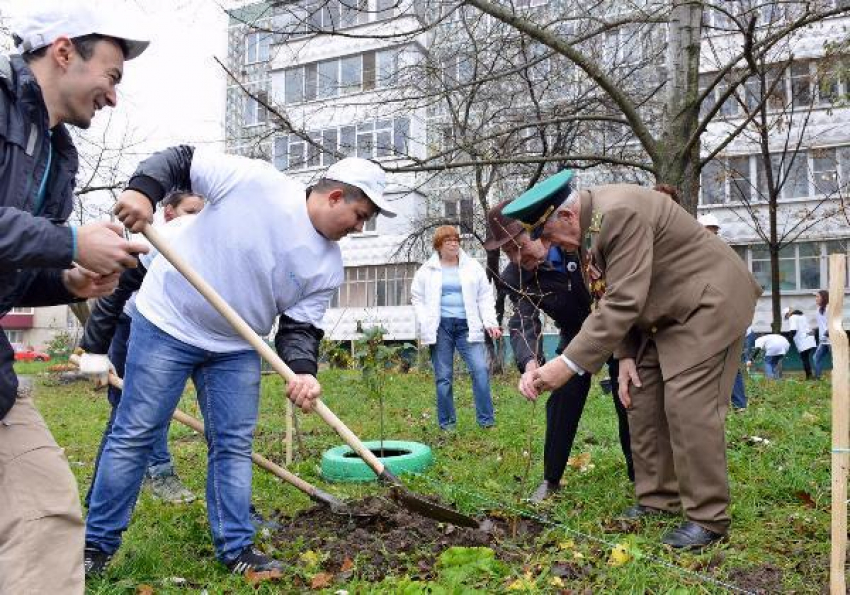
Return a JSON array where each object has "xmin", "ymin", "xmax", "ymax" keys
[
  {"xmin": 381, "ymin": 470, "xmax": 479, "ymax": 528},
  {"xmin": 309, "ymin": 488, "xmax": 351, "ymax": 515}
]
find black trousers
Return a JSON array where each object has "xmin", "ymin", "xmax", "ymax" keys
[
  {"xmin": 544, "ymin": 358, "xmax": 634, "ymax": 484},
  {"xmin": 799, "ymin": 347, "xmax": 814, "ymax": 379}
]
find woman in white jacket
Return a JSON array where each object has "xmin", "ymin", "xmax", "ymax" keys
[
  {"xmin": 411, "ymin": 226, "xmax": 502, "ymax": 430},
  {"xmin": 784, "ymin": 307, "xmax": 817, "ymax": 379}
]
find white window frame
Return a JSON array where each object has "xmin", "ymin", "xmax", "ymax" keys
[
  {"xmin": 331, "ymin": 264, "xmax": 418, "ymax": 308},
  {"xmin": 739, "ymin": 240, "xmax": 850, "ymax": 295},
  {"xmin": 244, "ymin": 31, "xmax": 271, "ymax": 64},
  {"xmin": 243, "ymin": 92, "xmax": 267, "ymax": 127}
]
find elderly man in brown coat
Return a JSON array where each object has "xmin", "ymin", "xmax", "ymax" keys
[{"xmin": 503, "ymin": 171, "xmax": 762, "ymax": 549}]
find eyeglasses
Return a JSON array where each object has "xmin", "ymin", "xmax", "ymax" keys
[{"xmin": 443, "ymin": 237, "xmax": 460, "ymax": 244}]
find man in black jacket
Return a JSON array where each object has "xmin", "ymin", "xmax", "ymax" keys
[
  {"xmin": 486, "ymin": 201, "xmax": 633, "ymax": 502},
  {"xmin": 0, "ymin": 4, "xmax": 149, "ymax": 593},
  {"xmin": 85, "ymin": 148, "xmax": 397, "ymax": 577}
]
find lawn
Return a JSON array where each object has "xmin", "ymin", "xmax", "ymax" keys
[{"xmin": 20, "ymin": 362, "xmax": 841, "ymax": 593}]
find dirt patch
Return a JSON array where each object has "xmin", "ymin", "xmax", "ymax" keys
[
  {"xmin": 269, "ymin": 495, "xmax": 546, "ymax": 582},
  {"xmin": 727, "ymin": 564, "xmax": 785, "ymax": 594}
]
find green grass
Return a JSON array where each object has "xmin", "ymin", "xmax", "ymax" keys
[{"xmin": 27, "ymin": 367, "xmax": 840, "ymax": 593}]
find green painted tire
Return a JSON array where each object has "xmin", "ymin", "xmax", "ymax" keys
[{"xmin": 321, "ymin": 440, "xmax": 433, "ymax": 483}]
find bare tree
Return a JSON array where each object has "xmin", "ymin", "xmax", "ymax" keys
[{"xmin": 701, "ymin": 13, "xmax": 850, "ymax": 329}]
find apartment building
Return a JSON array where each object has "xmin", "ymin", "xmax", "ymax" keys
[{"xmin": 224, "ymin": 0, "xmax": 850, "ymax": 346}]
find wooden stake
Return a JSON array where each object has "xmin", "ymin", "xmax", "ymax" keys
[{"xmin": 829, "ymin": 254, "xmax": 848, "ymax": 595}]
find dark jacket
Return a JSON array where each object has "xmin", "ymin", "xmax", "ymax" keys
[
  {"xmin": 500, "ymin": 249, "xmax": 591, "ymax": 372},
  {"xmin": 0, "ymin": 55, "xmax": 81, "ymax": 419},
  {"xmin": 121, "ymin": 146, "xmax": 324, "ymax": 375},
  {"xmin": 80, "ymin": 262, "xmax": 147, "ymax": 354}
]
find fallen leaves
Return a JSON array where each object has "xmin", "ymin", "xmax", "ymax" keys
[
  {"xmin": 310, "ymin": 572, "xmax": 334, "ymax": 589},
  {"xmin": 245, "ymin": 568, "xmax": 283, "ymax": 585},
  {"xmin": 607, "ymin": 543, "xmax": 632, "ymax": 567},
  {"xmin": 567, "ymin": 452, "xmax": 595, "ymax": 473}
]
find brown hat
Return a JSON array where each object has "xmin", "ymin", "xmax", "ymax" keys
[{"xmin": 484, "ymin": 200, "xmax": 525, "ymax": 250}]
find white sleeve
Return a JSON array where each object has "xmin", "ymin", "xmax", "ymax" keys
[
  {"xmin": 474, "ymin": 262, "xmax": 498, "ymax": 329},
  {"xmin": 189, "ymin": 148, "xmax": 270, "ymax": 206},
  {"xmin": 284, "ymin": 285, "xmax": 337, "ymax": 327}
]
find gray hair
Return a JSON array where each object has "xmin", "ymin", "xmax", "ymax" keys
[{"xmin": 555, "ymin": 190, "xmax": 580, "ymax": 213}]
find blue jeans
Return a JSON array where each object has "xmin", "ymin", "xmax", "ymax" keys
[
  {"xmin": 85, "ymin": 314, "xmax": 261, "ymax": 563},
  {"xmin": 730, "ymin": 370, "xmax": 747, "ymax": 409},
  {"xmin": 764, "ymin": 355, "xmax": 783, "ymax": 379},
  {"xmin": 85, "ymin": 314, "xmax": 173, "ymax": 508},
  {"xmin": 430, "ymin": 317, "xmax": 494, "ymax": 428},
  {"xmin": 813, "ymin": 343, "xmax": 831, "ymax": 379}
]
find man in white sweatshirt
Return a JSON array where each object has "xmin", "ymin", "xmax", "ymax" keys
[{"xmin": 84, "ymin": 146, "xmax": 395, "ymax": 577}]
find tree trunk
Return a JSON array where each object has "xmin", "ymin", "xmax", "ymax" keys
[
  {"xmin": 657, "ymin": 0, "xmax": 704, "ymax": 215},
  {"xmin": 769, "ymin": 204, "xmax": 782, "ymax": 333}
]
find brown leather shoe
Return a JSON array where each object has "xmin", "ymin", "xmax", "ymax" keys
[
  {"xmin": 528, "ymin": 480, "xmax": 560, "ymax": 503},
  {"xmin": 661, "ymin": 521, "xmax": 725, "ymax": 549}
]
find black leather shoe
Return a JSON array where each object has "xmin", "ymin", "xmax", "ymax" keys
[
  {"xmin": 662, "ymin": 521, "xmax": 725, "ymax": 549},
  {"xmin": 616, "ymin": 504, "xmax": 670, "ymax": 520},
  {"xmin": 528, "ymin": 480, "xmax": 560, "ymax": 503}
]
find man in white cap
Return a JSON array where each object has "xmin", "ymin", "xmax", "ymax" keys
[
  {"xmin": 697, "ymin": 213, "xmax": 721, "ymax": 235},
  {"xmin": 0, "ymin": 2, "xmax": 149, "ymax": 593},
  {"xmin": 84, "ymin": 146, "xmax": 395, "ymax": 577}
]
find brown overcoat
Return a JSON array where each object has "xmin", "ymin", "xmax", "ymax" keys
[{"xmin": 563, "ymin": 184, "xmax": 762, "ymax": 378}]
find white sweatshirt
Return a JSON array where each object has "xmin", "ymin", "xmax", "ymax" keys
[{"xmin": 135, "ymin": 149, "xmax": 342, "ymax": 352}]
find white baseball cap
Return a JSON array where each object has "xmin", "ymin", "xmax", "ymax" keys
[
  {"xmin": 324, "ymin": 157, "xmax": 397, "ymax": 218},
  {"xmin": 11, "ymin": 1, "xmax": 150, "ymax": 61},
  {"xmin": 697, "ymin": 213, "xmax": 720, "ymax": 229}
]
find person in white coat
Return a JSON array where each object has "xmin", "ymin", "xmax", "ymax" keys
[
  {"xmin": 411, "ymin": 226, "xmax": 502, "ymax": 430},
  {"xmin": 749, "ymin": 334, "xmax": 791, "ymax": 379},
  {"xmin": 784, "ymin": 307, "xmax": 816, "ymax": 379}
]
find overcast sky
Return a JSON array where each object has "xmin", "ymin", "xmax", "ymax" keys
[{"xmin": 0, "ymin": 0, "xmax": 237, "ymax": 162}]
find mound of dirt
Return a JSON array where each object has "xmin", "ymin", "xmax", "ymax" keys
[{"xmin": 269, "ymin": 495, "xmax": 545, "ymax": 582}]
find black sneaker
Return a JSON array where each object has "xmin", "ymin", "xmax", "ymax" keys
[
  {"xmin": 226, "ymin": 546, "xmax": 284, "ymax": 576},
  {"xmin": 84, "ymin": 545, "xmax": 112, "ymax": 576}
]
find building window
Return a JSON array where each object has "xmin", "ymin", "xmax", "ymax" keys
[
  {"xmin": 790, "ymin": 62, "xmax": 811, "ymax": 108},
  {"xmin": 444, "ymin": 196, "xmax": 474, "ymax": 230},
  {"xmin": 376, "ymin": 49, "xmax": 399, "ymax": 88},
  {"xmin": 3, "ymin": 329, "xmax": 23, "ymax": 345},
  {"xmin": 274, "ymin": 117, "xmax": 410, "ymax": 171},
  {"xmin": 244, "ymin": 31, "xmax": 272, "ymax": 64},
  {"xmin": 701, "ymin": 146, "xmax": 850, "ymax": 205},
  {"xmin": 728, "ymin": 156, "xmax": 752, "ymax": 202},
  {"xmin": 330, "ymin": 264, "xmax": 418, "ymax": 308},
  {"xmin": 243, "ymin": 92, "xmax": 268, "ymax": 127},
  {"xmin": 739, "ymin": 241, "xmax": 850, "ymax": 294},
  {"xmin": 284, "ymin": 49, "xmax": 400, "ymax": 105},
  {"xmin": 10, "ymin": 307, "xmax": 34, "ymax": 314},
  {"xmin": 811, "ymin": 148, "xmax": 838, "ymax": 196},
  {"xmin": 284, "ymin": 68, "xmax": 304, "ymax": 104}
]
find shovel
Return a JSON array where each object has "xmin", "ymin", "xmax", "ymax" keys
[
  {"xmin": 142, "ymin": 224, "xmax": 480, "ymax": 528},
  {"xmin": 69, "ymin": 357, "xmax": 347, "ymax": 513}
]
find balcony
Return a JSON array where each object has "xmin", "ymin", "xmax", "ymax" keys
[{"xmin": 1, "ymin": 312, "xmax": 34, "ymax": 330}]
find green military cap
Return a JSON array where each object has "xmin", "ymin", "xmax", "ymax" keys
[{"xmin": 502, "ymin": 169, "xmax": 574, "ymax": 239}]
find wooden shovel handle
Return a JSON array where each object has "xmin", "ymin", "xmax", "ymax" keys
[
  {"xmin": 141, "ymin": 224, "xmax": 387, "ymax": 477},
  {"xmin": 70, "ymin": 354, "xmax": 326, "ymax": 498}
]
